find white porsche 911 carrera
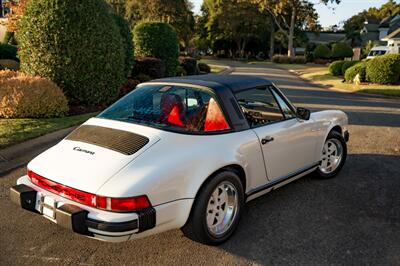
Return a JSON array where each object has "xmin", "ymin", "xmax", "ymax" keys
[{"xmin": 11, "ymin": 75, "xmax": 349, "ymax": 245}]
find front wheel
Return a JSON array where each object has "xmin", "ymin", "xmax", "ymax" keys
[
  {"xmin": 182, "ymin": 170, "xmax": 244, "ymax": 245},
  {"xmin": 316, "ymin": 131, "xmax": 347, "ymax": 179}
]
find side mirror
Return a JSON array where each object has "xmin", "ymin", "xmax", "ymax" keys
[{"xmin": 296, "ymin": 107, "xmax": 310, "ymax": 121}]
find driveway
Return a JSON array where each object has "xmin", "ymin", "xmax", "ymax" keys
[{"xmin": 1, "ymin": 62, "xmax": 399, "ymax": 265}]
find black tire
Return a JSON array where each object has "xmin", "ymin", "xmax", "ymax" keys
[
  {"xmin": 181, "ymin": 170, "xmax": 244, "ymax": 245},
  {"xmin": 316, "ymin": 130, "xmax": 347, "ymax": 179}
]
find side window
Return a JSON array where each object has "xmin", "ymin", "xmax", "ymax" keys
[
  {"xmin": 235, "ymin": 87, "xmax": 284, "ymax": 127},
  {"xmin": 270, "ymin": 88, "xmax": 296, "ymax": 119}
]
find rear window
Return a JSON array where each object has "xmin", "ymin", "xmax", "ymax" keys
[{"xmin": 98, "ymin": 84, "xmax": 230, "ymax": 133}]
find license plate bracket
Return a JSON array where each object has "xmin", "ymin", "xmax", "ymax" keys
[{"xmin": 39, "ymin": 195, "xmax": 57, "ymax": 220}]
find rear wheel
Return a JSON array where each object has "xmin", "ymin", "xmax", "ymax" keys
[
  {"xmin": 316, "ymin": 131, "xmax": 347, "ymax": 179},
  {"xmin": 182, "ymin": 170, "xmax": 244, "ymax": 245}
]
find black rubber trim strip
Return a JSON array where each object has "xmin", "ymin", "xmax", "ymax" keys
[
  {"xmin": 247, "ymin": 162, "xmax": 320, "ymax": 197},
  {"xmin": 85, "ymin": 218, "xmax": 138, "ymax": 233}
]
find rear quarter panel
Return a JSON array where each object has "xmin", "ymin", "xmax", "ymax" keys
[{"xmin": 96, "ymin": 129, "xmax": 267, "ymax": 206}]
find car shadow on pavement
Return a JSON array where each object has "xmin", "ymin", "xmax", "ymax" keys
[{"xmin": 218, "ymin": 153, "xmax": 400, "ymax": 265}]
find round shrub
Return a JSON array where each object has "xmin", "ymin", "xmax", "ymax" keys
[
  {"xmin": 132, "ymin": 57, "xmax": 166, "ymax": 79},
  {"xmin": 179, "ymin": 57, "xmax": 199, "ymax": 75},
  {"xmin": 111, "ymin": 13, "xmax": 134, "ymax": 78},
  {"xmin": 329, "ymin": 61, "xmax": 346, "ymax": 76},
  {"xmin": 331, "ymin": 42, "xmax": 354, "ymax": 59},
  {"xmin": 0, "ymin": 44, "xmax": 18, "ymax": 61},
  {"xmin": 293, "ymin": 56, "xmax": 307, "ymax": 64},
  {"xmin": 0, "ymin": 70, "xmax": 69, "ymax": 118},
  {"xmin": 345, "ymin": 62, "xmax": 367, "ymax": 82},
  {"xmin": 341, "ymin": 61, "xmax": 359, "ymax": 75},
  {"xmin": 366, "ymin": 54, "xmax": 400, "ymax": 84},
  {"xmin": 0, "ymin": 59, "xmax": 20, "ymax": 71},
  {"xmin": 17, "ymin": 0, "xmax": 126, "ymax": 106},
  {"xmin": 314, "ymin": 44, "xmax": 331, "ymax": 60},
  {"xmin": 134, "ymin": 22, "xmax": 179, "ymax": 77},
  {"xmin": 198, "ymin": 62, "xmax": 211, "ymax": 74}
]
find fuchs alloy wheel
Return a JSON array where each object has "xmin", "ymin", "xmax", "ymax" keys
[
  {"xmin": 182, "ymin": 170, "xmax": 244, "ymax": 245},
  {"xmin": 316, "ymin": 130, "xmax": 347, "ymax": 179}
]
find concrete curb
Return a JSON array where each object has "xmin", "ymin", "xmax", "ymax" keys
[
  {"xmin": 0, "ymin": 126, "xmax": 77, "ymax": 176},
  {"xmin": 208, "ymin": 64, "xmax": 235, "ymax": 75}
]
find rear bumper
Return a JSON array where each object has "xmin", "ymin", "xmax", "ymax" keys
[{"xmin": 10, "ymin": 184, "xmax": 156, "ymax": 241}]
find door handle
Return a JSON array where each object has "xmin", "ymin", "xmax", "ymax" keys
[{"xmin": 261, "ymin": 136, "xmax": 274, "ymax": 145}]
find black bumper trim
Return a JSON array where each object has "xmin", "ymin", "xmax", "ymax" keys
[
  {"xmin": 10, "ymin": 184, "xmax": 156, "ymax": 236},
  {"xmin": 86, "ymin": 218, "xmax": 138, "ymax": 233}
]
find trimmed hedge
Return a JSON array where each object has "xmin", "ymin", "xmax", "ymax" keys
[
  {"xmin": 0, "ymin": 70, "xmax": 69, "ymax": 118},
  {"xmin": 198, "ymin": 63, "xmax": 211, "ymax": 73},
  {"xmin": 314, "ymin": 44, "xmax": 331, "ymax": 59},
  {"xmin": 0, "ymin": 44, "xmax": 18, "ymax": 61},
  {"xmin": 272, "ymin": 55, "xmax": 307, "ymax": 64},
  {"xmin": 111, "ymin": 13, "xmax": 134, "ymax": 78},
  {"xmin": 366, "ymin": 54, "xmax": 400, "ymax": 84},
  {"xmin": 331, "ymin": 42, "xmax": 353, "ymax": 59},
  {"xmin": 18, "ymin": 0, "xmax": 126, "ymax": 105},
  {"xmin": 341, "ymin": 61, "xmax": 359, "ymax": 75},
  {"xmin": 179, "ymin": 57, "xmax": 199, "ymax": 75},
  {"xmin": 329, "ymin": 61, "xmax": 345, "ymax": 76},
  {"xmin": 345, "ymin": 62, "xmax": 367, "ymax": 82},
  {"xmin": 133, "ymin": 22, "xmax": 179, "ymax": 77},
  {"xmin": 132, "ymin": 57, "xmax": 166, "ymax": 79}
]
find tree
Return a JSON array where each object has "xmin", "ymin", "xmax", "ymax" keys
[
  {"xmin": 106, "ymin": 0, "xmax": 126, "ymax": 17},
  {"xmin": 203, "ymin": 0, "xmax": 269, "ymax": 58},
  {"xmin": 125, "ymin": 0, "xmax": 195, "ymax": 50},
  {"xmin": 252, "ymin": 0, "xmax": 340, "ymax": 58}
]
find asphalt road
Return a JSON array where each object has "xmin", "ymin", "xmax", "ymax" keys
[{"xmin": 1, "ymin": 62, "xmax": 399, "ymax": 265}]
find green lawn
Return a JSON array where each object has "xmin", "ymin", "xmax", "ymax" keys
[
  {"xmin": 274, "ymin": 63, "xmax": 400, "ymax": 97},
  {"xmin": 0, "ymin": 112, "xmax": 98, "ymax": 149}
]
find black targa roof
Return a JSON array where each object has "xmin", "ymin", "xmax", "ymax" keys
[{"xmin": 152, "ymin": 74, "xmax": 273, "ymax": 93}]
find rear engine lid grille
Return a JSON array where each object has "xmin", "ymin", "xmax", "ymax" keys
[{"xmin": 66, "ymin": 125, "xmax": 149, "ymax": 155}]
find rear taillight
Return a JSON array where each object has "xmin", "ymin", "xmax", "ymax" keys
[{"xmin": 28, "ymin": 170, "xmax": 151, "ymax": 212}]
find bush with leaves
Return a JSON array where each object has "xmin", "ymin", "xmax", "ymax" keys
[
  {"xmin": 198, "ymin": 63, "xmax": 211, "ymax": 73},
  {"xmin": 133, "ymin": 22, "xmax": 179, "ymax": 77},
  {"xmin": 0, "ymin": 44, "xmax": 18, "ymax": 61},
  {"xmin": 345, "ymin": 62, "xmax": 367, "ymax": 82},
  {"xmin": 366, "ymin": 54, "xmax": 400, "ymax": 84},
  {"xmin": 111, "ymin": 13, "xmax": 134, "ymax": 78},
  {"xmin": 331, "ymin": 42, "xmax": 354, "ymax": 59},
  {"xmin": 179, "ymin": 57, "xmax": 199, "ymax": 75},
  {"xmin": 341, "ymin": 61, "xmax": 359, "ymax": 75},
  {"xmin": 329, "ymin": 61, "xmax": 345, "ymax": 76},
  {"xmin": 314, "ymin": 44, "xmax": 331, "ymax": 60},
  {"xmin": 272, "ymin": 55, "xmax": 306, "ymax": 64},
  {"xmin": 17, "ymin": 0, "xmax": 126, "ymax": 106},
  {"xmin": 132, "ymin": 57, "xmax": 166, "ymax": 79},
  {"xmin": 0, "ymin": 70, "xmax": 69, "ymax": 118}
]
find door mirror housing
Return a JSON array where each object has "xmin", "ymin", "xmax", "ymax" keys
[{"xmin": 296, "ymin": 107, "xmax": 310, "ymax": 121}]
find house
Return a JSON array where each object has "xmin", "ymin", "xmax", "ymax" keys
[
  {"xmin": 382, "ymin": 27, "xmax": 400, "ymax": 54},
  {"xmin": 360, "ymin": 14, "xmax": 400, "ymax": 45},
  {"xmin": 305, "ymin": 31, "xmax": 346, "ymax": 44}
]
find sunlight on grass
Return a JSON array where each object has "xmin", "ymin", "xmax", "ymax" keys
[
  {"xmin": 275, "ymin": 63, "xmax": 400, "ymax": 97},
  {"xmin": 0, "ymin": 112, "xmax": 98, "ymax": 149}
]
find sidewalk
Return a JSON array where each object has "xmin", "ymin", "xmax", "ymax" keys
[{"xmin": 0, "ymin": 126, "xmax": 77, "ymax": 176}]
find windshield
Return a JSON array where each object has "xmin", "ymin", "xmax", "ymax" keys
[
  {"xmin": 368, "ymin": 50, "xmax": 387, "ymax": 57},
  {"xmin": 98, "ymin": 84, "xmax": 231, "ymax": 133}
]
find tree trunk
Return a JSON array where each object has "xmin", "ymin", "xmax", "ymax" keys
[
  {"xmin": 269, "ymin": 23, "xmax": 275, "ymax": 60},
  {"xmin": 287, "ymin": 6, "xmax": 297, "ymax": 58}
]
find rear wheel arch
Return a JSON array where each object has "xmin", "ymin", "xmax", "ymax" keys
[{"xmin": 183, "ymin": 164, "xmax": 246, "ymax": 224}]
